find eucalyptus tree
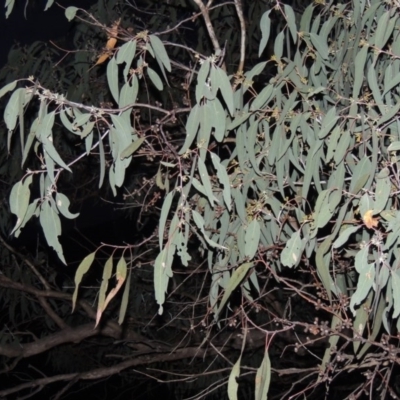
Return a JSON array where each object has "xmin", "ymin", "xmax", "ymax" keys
[{"xmin": 1, "ymin": 0, "xmax": 400, "ymax": 399}]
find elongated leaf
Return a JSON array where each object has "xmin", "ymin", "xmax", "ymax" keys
[
  {"xmin": 196, "ymin": 60, "xmax": 211, "ymax": 102},
  {"xmin": 353, "ymin": 292, "xmax": 372, "ymax": 353},
  {"xmin": 198, "ymin": 157, "xmax": 218, "ymax": 206},
  {"xmin": 255, "ymin": 345, "xmax": 271, "ymax": 400},
  {"xmin": 154, "ymin": 245, "xmax": 174, "ymax": 314},
  {"xmin": 10, "ymin": 175, "xmax": 33, "ymax": 234},
  {"xmin": 179, "ymin": 104, "xmax": 200, "ymax": 154},
  {"xmin": 209, "ymin": 98, "xmax": 226, "ymax": 142},
  {"xmin": 215, "ymin": 66, "xmax": 234, "ymax": 116},
  {"xmin": 374, "ymin": 170, "xmax": 391, "ymax": 212},
  {"xmin": 245, "ymin": 219, "xmax": 261, "ymax": 260},
  {"xmin": 120, "ymin": 137, "xmax": 145, "ymax": 159},
  {"xmin": 159, "ymin": 191, "xmax": 174, "ymax": 249},
  {"xmin": 101, "ymin": 256, "xmax": 127, "ymax": 320},
  {"xmin": 357, "ymin": 292, "xmax": 385, "ymax": 358},
  {"xmin": 350, "ymin": 263, "xmax": 375, "ymax": 315},
  {"xmin": 392, "ymin": 270, "xmax": 400, "ymax": 318},
  {"xmin": 0, "ymin": 80, "xmax": 17, "ymax": 99},
  {"xmin": 333, "ymin": 226, "xmax": 360, "ymax": 248},
  {"xmin": 72, "ymin": 252, "xmax": 96, "ymax": 310},
  {"xmin": 149, "ymin": 35, "xmax": 171, "ymax": 72},
  {"xmin": 281, "ymin": 230, "xmax": 304, "ymax": 268},
  {"xmin": 107, "ymin": 56, "xmax": 119, "ymax": 103},
  {"xmin": 43, "ymin": 138, "xmax": 72, "ymax": 172},
  {"xmin": 211, "ymin": 152, "xmax": 231, "ymax": 211},
  {"xmin": 147, "ymin": 67, "xmax": 163, "ymax": 90},
  {"xmin": 250, "ymin": 84, "xmax": 274, "ymax": 111},
  {"xmin": 214, "ymin": 263, "xmax": 253, "ymax": 320},
  {"xmin": 349, "ymin": 157, "xmax": 372, "ymax": 194},
  {"xmin": 310, "ymin": 33, "xmax": 329, "ymax": 60},
  {"xmin": 352, "ymin": 46, "xmax": 368, "ymax": 99},
  {"xmin": 274, "ymin": 31, "xmax": 284, "ymax": 60},
  {"xmin": 374, "ymin": 11, "xmax": 390, "ymax": 49},
  {"xmin": 98, "ymin": 131, "xmax": 105, "ymax": 188},
  {"xmin": 40, "ymin": 201, "xmax": 66, "ymax": 264},
  {"xmin": 259, "ymin": 11, "xmax": 271, "ymax": 57},
  {"xmin": 228, "ymin": 356, "xmax": 241, "ymax": 400},
  {"xmin": 118, "ymin": 266, "xmax": 131, "ymax": 325},
  {"xmin": 96, "ymin": 256, "xmax": 113, "ymax": 327},
  {"xmin": 116, "ymin": 40, "xmax": 137, "ymax": 65},
  {"xmin": 284, "ymin": 4, "xmax": 297, "ymax": 43},
  {"xmin": 192, "ymin": 210, "xmax": 226, "ymax": 250},
  {"xmin": 4, "ymin": 87, "xmax": 24, "ymax": 132},
  {"xmin": 315, "ymin": 237, "xmax": 333, "ymax": 301}
]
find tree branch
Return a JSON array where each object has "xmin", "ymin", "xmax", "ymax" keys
[
  {"xmin": 0, "ymin": 347, "xmax": 213, "ymax": 397},
  {"xmin": 233, "ymin": 0, "xmax": 246, "ymax": 74}
]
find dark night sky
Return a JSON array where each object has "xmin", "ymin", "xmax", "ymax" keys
[{"xmin": 0, "ymin": 0, "xmax": 96, "ymax": 68}]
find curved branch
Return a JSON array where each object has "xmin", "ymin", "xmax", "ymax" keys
[
  {"xmin": 0, "ymin": 347, "xmax": 212, "ymax": 397},
  {"xmin": 191, "ymin": 0, "xmax": 222, "ymax": 56},
  {"xmin": 0, "ymin": 322, "xmax": 141, "ymax": 359},
  {"xmin": 233, "ymin": 0, "xmax": 246, "ymax": 74}
]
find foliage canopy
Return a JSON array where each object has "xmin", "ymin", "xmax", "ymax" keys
[{"xmin": 2, "ymin": 0, "xmax": 400, "ymax": 398}]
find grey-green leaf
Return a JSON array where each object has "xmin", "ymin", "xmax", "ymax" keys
[
  {"xmin": 281, "ymin": 230, "xmax": 304, "ymax": 268},
  {"xmin": 255, "ymin": 346, "xmax": 271, "ymax": 400},
  {"xmin": 72, "ymin": 251, "xmax": 96, "ymax": 311},
  {"xmin": 259, "ymin": 11, "xmax": 271, "ymax": 57},
  {"xmin": 55, "ymin": 193, "xmax": 79, "ymax": 219},
  {"xmin": 149, "ymin": 35, "xmax": 171, "ymax": 72},
  {"xmin": 147, "ymin": 67, "xmax": 163, "ymax": 91},
  {"xmin": 65, "ymin": 6, "xmax": 78, "ymax": 21},
  {"xmin": 245, "ymin": 219, "xmax": 261, "ymax": 260},
  {"xmin": 120, "ymin": 137, "xmax": 145, "ymax": 159},
  {"xmin": 0, "ymin": 80, "xmax": 17, "ymax": 100},
  {"xmin": 107, "ymin": 56, "xmax": 119, "ymax": 103}
]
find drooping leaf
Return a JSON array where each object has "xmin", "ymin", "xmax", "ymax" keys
[
  {"xmin": 310, "ymin": 33, "xmax": 329, "ymax": 60},
  {"xmin": 55, "ymin": 193, "xmax": 79, "ymax": 219},
  {"xmin": 228, "ymin": 356, "xmax": 241, "ymax": 400},
  {"xmin": 154, "ymin": 246, "xmax": 174, "ymax": 315},
  {"xmin": 40, "ymin": 200, "xmax": 66, "ymax": 264},
  {"xmin": 211, "ymin": 152, "xmax": 231, "ymax": 211},
  {"xmin": 259, "ymin": 10, "xmax": 272, "ymax": 57},
  {"xmin": 214, "ymin": 66, "xmax": 234, "ymax": 116},
  {"xmin": 333, "ymin": 226, "xmax": 360, "ymax": 248},
  {"xmin": 101, "ymin": 256, "xmax": 127, "ymax": 320},
  {"xmin": 149, "ymin": 35, "xmax": 171, "ymax": 72},
  {"xmin": 4, "ymin": 87, "xmax": 24, "ymax": 132},
  {"xmin": 0, "ymin": 80, "xmax": 17, "ymax": 100},
  {"xmin": 147, "ymin": 67, "xmax": 163, "ymax": 90},
  {"xmin": 245, "ymin": 219, "xmax": 261, "ymax": 260},
  {"xmin": 255, "ymin": 344, "xmax": 271, "ymax": 400},
  {"xmin": 159, "ymin": 191, "xmax": 174, "ymax": 249},
  {"xmin": 96, "ymin": 255, "xmax": 113, "ymax": 327},
  {"xmin": 214, "ymin": 262, "xmax": 253, "ymax": 320},
  {"xmin": 107, "ymin": 56, "xmax": 119, "ymax": 103},
  {"xmin": 392, "ymin": 270, "xmax": 400, "ymax": 319},
  {"xmin": 179, "ymin": 104, "xmax": 201, "ymax": 154},
  {"xmin": 10, "ymin": 175, "xmax": 33, "ymax": 235},
  {"xmin": 284, "ymin": 4, "xmax": 297, "ymax": 43},
  {"xmin": 350, "ymin": 263, "xmax": 375, "ymax": 315},
  {"xmin": 118, "ymin": 266, "xmax": 131, "ymax": 325},
  {"xmin": 281, "ymin": 230, "xmax": 304, "ymax": 268},
  {"xmin": 72, "ymin": 251, "xmax": 96, "ymax": 312},
  {"xmin": 120, "ymin": 137, "xmax": 145, "ymax": 159},
  {"xmin": 198, "ymin": 157, "xmax": 218, "ymax": 206},
  {"xmin": 315, "ymin": 237, "xmax": 333, "ymax": 301}
]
